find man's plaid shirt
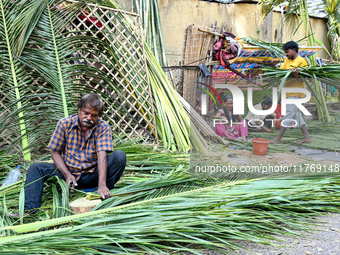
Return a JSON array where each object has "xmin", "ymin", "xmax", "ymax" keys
[{"xmin": 48, "ymin": 114, "xmax": 113, "ymax": 180}]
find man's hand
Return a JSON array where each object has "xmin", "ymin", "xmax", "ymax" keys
[
  {"xmin": 291, "ymin": 68, "xmax": 300, "ymax": 78},
  {"xmin": 51, "ymin": 150, "xmax": 77, "ymax": 191},
  {"xmin": 66, "ymin": 175, "xmax": 77, "ymax": 189},
  {"xmin": 97, "ymin": 185, "xmax": 111, "ymax": 199}
]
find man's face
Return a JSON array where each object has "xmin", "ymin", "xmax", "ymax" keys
[
  {"xmin": 78, "ymin": 104, "xmax": 100, "ymax": 129},
  {"xmin": 284, "ymin": 49, "xmax": 297, "ymax": 60}
]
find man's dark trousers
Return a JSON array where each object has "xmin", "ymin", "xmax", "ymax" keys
[{"xmin": 24, "ymin": 150, "xmax": 126, "ymax": 211}]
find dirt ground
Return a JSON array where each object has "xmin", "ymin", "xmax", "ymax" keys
[
  {"xmin": 192, "ymin": 144, "xmax": 340, "ymax": 254},
  {"xmin": 221, "ymin": 149, "xmax": 309, "ymax": 166},
  {"xmin": 203, "ymin": 213, "xmax": 340, "ymax": 255},
  {"xmin": 201, "ymin": 145, "xmax": 340, "ymax": 172}
]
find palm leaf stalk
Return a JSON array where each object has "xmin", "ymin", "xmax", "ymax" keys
[
  {"xmin": 90, "ymin": 0, "xmax": 198, "ymax": 152},
  {"xmin": 298, "ymin": 0, "xmax": 316, "ymax": 64},
  {"xmin": 0, "ymin": 0, "xmax": 47, "ymax": 161},
  {"xmin": 146, "ymin": 45, "xmax": 191, "ymax": 152},
  {"xmin": 1, "ymin": 0, "xmax": 123, "ymax": 157},
  {"xmin": 132, "ymin": 0, "xmax": 167, "ymax": 67},
  {"xmin": 260, "ymin": 65, "xmax": 338, "ymax": 122},
  {"xmin": 153, "ymin": 0, "xmax": 167, "ymax": 67},
  {"xmin": 309, "ymin": 77, "xmax": 330, "ymax": 122},
  {"xmin": 241, "ymin": 37, "xmax": 286, "ymax": 60},
  {"xmin": 81, "ymin": 1, "xmax": 187, "ymax": 150},
  {"xmin": 1, "ymin": 173, "xmax": 340, "ymax": 254}
]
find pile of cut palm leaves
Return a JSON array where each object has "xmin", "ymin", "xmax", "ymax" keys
[
  {"xmin": 2, "ymin": 138, "xmax": 340, "ymax": 253},
  {"xmin": 1, "ymin": 155, "xmax": 340, "ymax": 254}
]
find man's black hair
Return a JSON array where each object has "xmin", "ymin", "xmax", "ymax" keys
[
  {"xmin": 283, "ymin": 41, "xmax": 299, "ymax": 52},
  {"xmin": 77, "ymin": 93, "xmax": 104, "ymax": 116}
]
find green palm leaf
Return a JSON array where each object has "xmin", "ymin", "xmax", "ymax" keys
[
  {"xmin": 1, "ymin": 0, "xmax": 120, "ymax": 156},
  {"xmin": 1, "ymin": 171, "xmax": 340, "ymax": 254},
  {"xmin": 0, "ymin": 0, "xmax": 46, "ymax": 161}
]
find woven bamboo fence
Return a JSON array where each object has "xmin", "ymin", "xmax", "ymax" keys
[
  {"xmin": 64, "ymin": 2, "xmax": 157, "ymax": 141},
  {"xmin": 179, "ymin": 24, "xmax": 215, "ymax": 107},
  {"xmin": 0, "ymin": 2, "xmax": 158, "ymax": 152}
]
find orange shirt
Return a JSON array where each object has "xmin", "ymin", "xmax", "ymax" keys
[{"xmin": 280, "ymin": 55, "xmax": 308, "ymax": 98}]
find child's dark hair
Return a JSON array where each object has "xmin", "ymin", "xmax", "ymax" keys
[
  {"xmin": 262, "ymin": 96, "xmax": 272, "ymax": 106},
  {"xmin": 283, "ymin": 41, "xmax": 299, "ymax": 52},
  {"xmin": 224, "ymin": 95, "xmax": 233, "ymax": 103}
]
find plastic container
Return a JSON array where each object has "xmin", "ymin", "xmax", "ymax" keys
[
  {"xmin": 252, "ymin": 139, "xmax": 270, "ymax": 155},
  {"xmin": 1, "ymin": 165, "xmax": 21, "ymax": 187}
]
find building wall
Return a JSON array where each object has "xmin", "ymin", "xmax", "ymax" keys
[{"xmin": 116, "ymin": 0, "xmax": 330, "ymax": 66}]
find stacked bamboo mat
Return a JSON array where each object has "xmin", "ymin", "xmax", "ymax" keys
[{"xmin": 179, "ymin": 24, "xmax": 214, "ymax": 107}]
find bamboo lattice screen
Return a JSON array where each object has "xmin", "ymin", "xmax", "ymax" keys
[
  {"xmin": 65, "ymin": 2, "xmax": 157, "ymax": 142},
  {"xmin": 0, "ymin": 2, "xmax": 158, "ymax": 154}
]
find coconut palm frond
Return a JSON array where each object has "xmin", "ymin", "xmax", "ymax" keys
[
  {"xmin": 260, "ymin": 64, "xmax": 340, "ymax": 121},
  {"xmin": 19, "ymin": 0, "xmax": 113, "ymax": 118},
  {"xmin": 242, "ymin": 37, "xmax": 285, "ymax": 59},
  {"xmin": 256, "ymin": 0, "xmax": 286, "ymax": 21},
  {"xmin": 1, "ymin": 173, "xmax": 340, "ymax": 254},
  {"xmin": 86, "ymin": 0, "xmax": 191, "ymax": 153},
  {"xmin": 0, "ymin": 0, "xmax": 47, "ymax": 161},
  {"xmin": 323, "ymin": 0, "xmax": 340, "ymax": 61},
  {"xmin": 1, "ymin": 0, "xmax": 122, "ymax": 156}
]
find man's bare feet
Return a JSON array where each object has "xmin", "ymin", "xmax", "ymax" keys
[
  {"xmin": 296, "ymin": 138, "xmax": 312, "ymax": 144},
  {"xmin": 269, "ymin": 138, "xmax": 281, "ymax": 144}
]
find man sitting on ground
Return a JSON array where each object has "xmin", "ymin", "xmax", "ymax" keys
[{"xmin": 10, "ymin": 93, "xmax": 126, "ymax": 217}]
